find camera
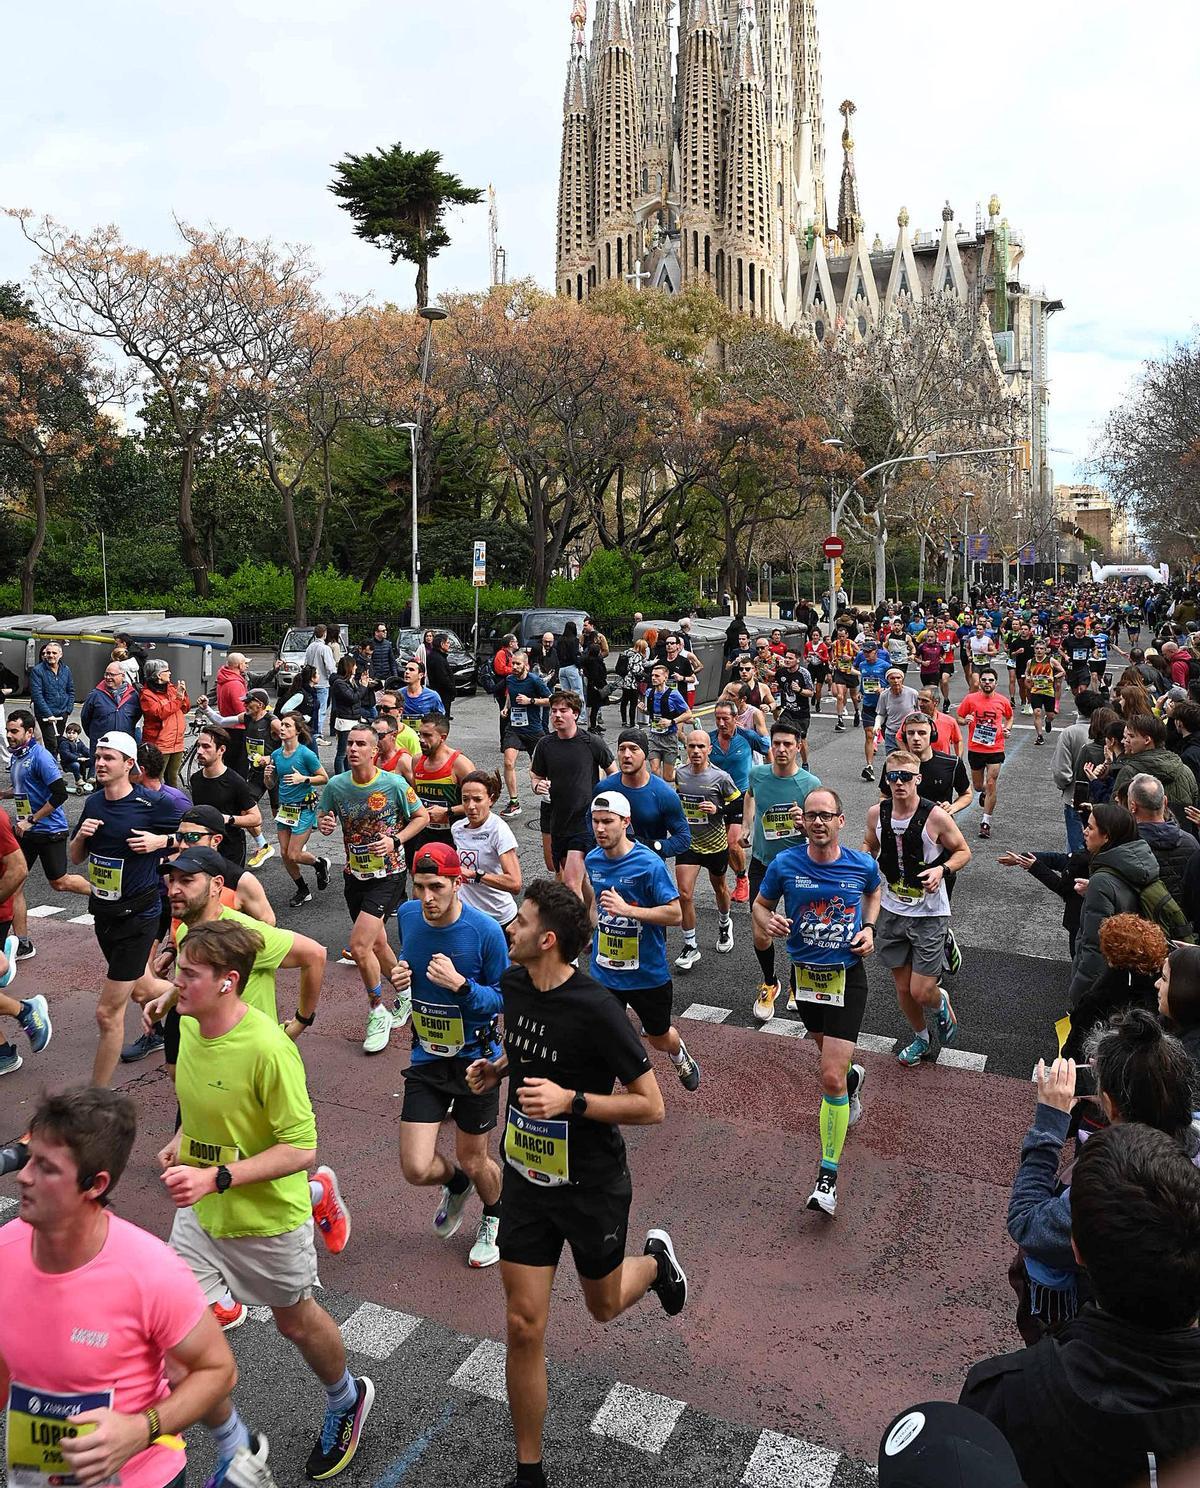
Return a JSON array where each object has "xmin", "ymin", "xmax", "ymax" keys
[{"xmin": 0, "ymin": 1140, "xmax": 29, "ymax": 1178}]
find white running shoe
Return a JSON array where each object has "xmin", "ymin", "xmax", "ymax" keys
[
  {"xmin": 847, "ymin": 1063, "xmax": 867, "ymax": 1126},
  {"xmin": 468, "ymin": 1214, "xmax": 500, "ymax": 1268},
  {"xmin": 363, "ymin": 1003, "xmax": 392, "ymax": 1055},
  {"xmin": 434, "ymin": 1180, "xmax": 473, "ymax": 1239},
  {"xmin": 390, "ymin": 992, "xmax": 412, "ymax": 1029},
  {"xmin": 674, "ymin": 943, "xmax": 702, "ymax": 972}
]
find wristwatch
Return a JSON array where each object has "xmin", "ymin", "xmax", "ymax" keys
[
  {"xmin": 861, "ymin": 921, "xmax": 877, "ymax": 931},
  {"xmin": 214, "ymin": 1165, "xmax": 233, "ymax": 1193},
  {"xmin": 571, "ymin": 1090, "xmax": 588, "ymax": 1117}
]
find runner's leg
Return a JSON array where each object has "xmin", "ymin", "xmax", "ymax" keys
[
  {"xmin": 93, "ymin": 978, "xmax": 136, "ymax": 1086},
  {"xmin": 502, "ymin": 1262, "xmax": 556, "ymax": 1468}
]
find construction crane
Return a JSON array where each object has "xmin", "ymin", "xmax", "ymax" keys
[{"xmin": 488, "ymin": 184, "xmax": 507, "ymax": 287}]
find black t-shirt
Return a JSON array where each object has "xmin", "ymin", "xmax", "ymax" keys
[
  {"xmin": 530, "ymin": 731, "xmax": 613, "ymax": 838},
  {"xmin": 1065, "ymin": 636, "xmax": 1094, "ymax": 666},
  {"xmin": 665, "ymin": 655, "xmax": 697, "ymax": 692},
  {"xmin": 70, "ymin": 784, "xmax": 181, "ymax": 914},
  {"xmin": 189, "ymin": 768, "xmax": 256, "ymax": 866},
  {"xmin": 1009, "ymin": 637, "xmax": 1036, "ymax": 675},
  {"xmin": 500, "ymin": 965, "xmax": 652, "ymax": 1188},
  {"xmin": 776, "ymin": 667, "xmax": 812, "ymax": 718}
]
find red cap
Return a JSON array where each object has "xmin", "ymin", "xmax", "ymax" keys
[{"xmin": 411, "ymin": 842, "xmax": 463, "ymax": 878}]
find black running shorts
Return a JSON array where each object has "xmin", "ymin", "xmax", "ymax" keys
[
  {"xmin": 498, "ymin": 1166, "xmax": 632, "ymax": 1280},
  {"xmin": 789, "ymin": 958, "xmax": 869, "ymax": 1043}
]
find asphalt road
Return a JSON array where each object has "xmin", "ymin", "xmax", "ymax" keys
[{"xmin": 0, "ymin": 663, "xmax": 1091, "ymax": 1487}]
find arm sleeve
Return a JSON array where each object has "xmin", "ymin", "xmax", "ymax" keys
[
  {"xmin": 1005, "ymin": 1104, "xmax": 1076, "ymax": 1267},
  {"xmin": 47, "ymin": 776, "xmax": 69, "ymax": 808}
]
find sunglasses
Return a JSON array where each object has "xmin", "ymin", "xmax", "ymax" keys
[
  {"xmin": 885, "ymin": 769, "xmax": 919, "ymax": 784},
  {"xmin": 176, "ymin": 829, "xmax": 211, "ymax": 844}
]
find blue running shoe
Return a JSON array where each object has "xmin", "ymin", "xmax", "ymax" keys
[
  {"xmin": 897, "ymin": 1034, "xmax": 934, "ymax": 1068},
  {"xmin": 17, "ymin": 995, "xmax": 51, "ymax": 1054},
  {"xmin": 936, "ymin": 992, "xmax": 958, "ymax": 1047},
  {"xmin": 0, "ymin": 934, "xmax": 18, "ymax": 988},
  {"xmin": 0, "ymin": 1044, "xmax": 22, "ymax": 1077}
]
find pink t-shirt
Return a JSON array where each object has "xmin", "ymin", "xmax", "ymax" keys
[{"xmin": 0, "ymin": 1213, "xmax": 207, "ymax": 1488}]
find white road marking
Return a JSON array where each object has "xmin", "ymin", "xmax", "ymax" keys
[
  {"xmin": 937, "ymin": 1047, "xmax": 988, "ymax": 1071},
  {"xmin": 590, "ymin": 1382, "xmax": 686, "ymax": 1453},
  {"xmin": 68, "ymin": 914, "xmax": 94, "ymax": 927},
  {"xmin": 760, "ymin": 1020, "xmax": 807, "ymax": 1038},
  {"xmin": 742, "ymin": 1428, "xmax": 841, "ymax": 1487},
  {"xmin": 450, "ymin": 1339, "xmax": 509, "ymax": 1402},
  {"xmin": 339, "ymin": 1301, "xmax": 421, "ymax": 1359},
  {"xmin": 0, "ymin": 1196, "xmax": 17, "ymax": 1220},
  {"xmin": 682, "ymin": 1003, "xmax": 732, "ymax": 1023},
  {"xmin": 26, "ymin": 905, "xmax": 65, "ymax": 918},
  {"xmin": 855, "ymin": 1033, "xmax": 897, "ymax": 1055},
  {"xmin": 249, "ymin": 1307, "xmax": 273, "ymax": 1322}
]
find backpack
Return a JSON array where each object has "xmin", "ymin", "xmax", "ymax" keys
[{"xmin": 1093, "ymin": 864, "xmax": 1197, "ymax": 945}]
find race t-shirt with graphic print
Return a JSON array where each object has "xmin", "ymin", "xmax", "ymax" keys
[
  {"xmin": 318, "ymin": 768, "xmax": 420, "ymax": 879},
  {"xmin": 759, "ymin": 843, "xmax": 881, "ymax": 968}
]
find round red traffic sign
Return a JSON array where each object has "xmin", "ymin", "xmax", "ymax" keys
[{"xmin": 823, "ymin": 535, "xmax": 845, "ymax": 559}]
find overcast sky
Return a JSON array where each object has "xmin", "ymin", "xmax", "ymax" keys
[{"xmin": 3, "ymin": 0, "xmax": 1197, "ymax": 486}]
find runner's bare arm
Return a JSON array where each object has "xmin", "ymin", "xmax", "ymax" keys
[
  {"xmin": 163, "ymin": 1140, "xmax": 317, "ymax": 1206},
  {"xmin": 930, "ymin": 806, "xmax": 972, "ymax": 875},
  {"xmin": 394, "ymin": 803, "xmax": 431, "ymax": 844},
  {"xmin": 862, "ymin": 803, "xmax": 881, "ymax": 857},
  {"xmin": 751, "ymin": 893, "xmax": 791, "ymax": 940},
  {"xmin": 281, "ymin": 933, "xmax": 326, "ymax": 1023},
  {"xmin": 517, "ymin": 1068, "xmax": 664, "ymax": 1127}
]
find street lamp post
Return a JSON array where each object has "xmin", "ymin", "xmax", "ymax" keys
[
  {"xmin": 821, "ymin": 438, "xmax": 843, "ymax": 620},
  {"xmin": 400, "ymin": 305, "xmax": 448, "ymax": 629},
  {"xmin": 961, "ymin": 492, "xmax": 975, "ymax": 610}
]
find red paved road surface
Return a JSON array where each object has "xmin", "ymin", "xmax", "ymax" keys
[{"xmin": 3, "ymin": 922, "xmax": 1028, "ymax": 1461}]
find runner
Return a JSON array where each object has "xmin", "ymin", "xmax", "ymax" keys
[
  {"xmin": 3, "ymin": 708, "xmax": 90, "ymax": 959},
  {"xmin": 891, "ymin": 713, "xmax": 972, "ymax": 817},
  {"xmin": 371, "ymin": 714, "xmax": 417, "ymax": 777},
  {"xmin": 399, "ymin": 660, "xmax": 443, "ymax": 721},
  {"xmin": 752, "ymin": 787, "xmax": 881, "ymax": 1216},
  {"xmin": 189, "ymin": 726, "xmax": 262, "ymax": 871},
  {"xmin": 662, "ymin": 632, "xmax": 701, "ymax": 712},
  {"xmin": 594, "ymin": 728, "xmax": 690, "ymax": 860},
  {"xmin": 708, "ymin": 699, "xmax": 769, "ymax": 905},
  {"xmin": 1026, "ymin": 640, "xmax": 1066, "ymax": 745},
  {"xmin": 804, "ymin": 627, "xmax": 830, "ymax": 711},
  {"xmin": 640, "ymin": 662, "xmax": 694, "ymax": 783},
  {"xmin": 745, "ymin": 721, "xmax": 822, "ymax": 1022},
  {"xmin": 0, "ymin": 1086, "xmax": 250, "ymax": 1488},
  {"xmin": 407, "ymin": 714, "xmax": 475, "ymax": 864},
  {"xmin": 586, "ymin": 791, "xmax": 699, "ymax": 1089},
  {"xmin": 452, "ymin": 771, "xmax": 523, "ymax": 928},
  {"xmin": 465, "ymin": 879, "xmax": 687, "ymax": 1488},
  {"xmin": 316, "ymin": 724, "xmax": 430, "ymax": 1053},
  {"xmin": 529, "ymin": 691, "xmax": 613, "ymax": 897},
  {"xmin": 967, "ymin": 619, "xmax": 998, "ymax": 688},
  {"xmin": 772, "ymin": 649, "xmax": 815, "ymax": 767},
  {"xmin": 914, "ymin": 629, "xmax": 944, "ymax": 701},
  {"xmin": 830, "ymin": 624, "xmax": 860, "ymax": 731},
  {"xmin": 0, "ymin": 808, "xmax": 51, "ymax": 1076},
  {"xmin": 389, "ymin": 842, "xmax": 509, "ymax": 1269},
  {"xmin": 863, "ymin": 752, "xmax": 972, "ymax": 1067},
  {"xmin": 673, "ymin": 729, "xmax": 740, "ymax": 967},
  {"xmin": 854, "ymin": 641, "xmax": 893, "ymax": 782},
  {"xmin": 175, "ymin": 806, "xmax": 277, "ymax": 924},
  {"xmin": 874, "ymin": 667, "xmax": 921, "ymax": 756},
  {"xmin": 204, "ymin": 688, "xmax": 280, "ymax": 868},
  {"xmin": 935, "ymin": 615, "xmax": 959, "ymax": 710},
  {"xmin": 499, "ymin": 650, "xmax": 551, "ymax": 820},
  {"xmin": 956, "ymin": 665, "xmax": 1014, "ymax": 838},
  {"xmin": 68, "ymin": 732, "xmax": 181, "ymax": 1086},
  {"xmin": 264, "ymin": 715, "xmax": 330, "ymax": 909},
  {"xmin": 1007, "ymin": 621, "xmax": 1038, "ymax": 715},
  {"xmin": 162, "ymin": 920, "xmax": 370, "ymax": 1483},
  {"xmin": 916, "ymin": 689, "xmax": 964, "ymax": 757}
]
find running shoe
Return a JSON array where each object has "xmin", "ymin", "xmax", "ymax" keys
[
  {"xmin": 752, "ymin": 980, "xmax": 780, "ymax": 1022},
  {"xmin": 17, "ymin": 995, "xmax": 51, "ymax": 1054},
  {"xmin": 853, "ymin": 713, "xmax": 860, "ymax": 728},
  {"xmin": 861, "ymin": 766, "xmax": 874, "ymax": 781},
  {"xmin": 786, "ymin": 980, "xmax": 798, "ymax": 1012},
  {"xmin": 390, "ymin": 991, "xmax": 412, "ymax": 1029},
  {"xmin": 207, "ymin": 1431, "xmax": 276, "ymax": 1488},
  {"xmin": 674, "ymin": 943, "xmax": 702, "ymax": 972},
  {"xmin": 645, "ymin": 1229, "xmax": 688, "ymax": 1315},
  {"xmin": 1046, "ymin": 720, "xmax": 1054, "ymax": 733},
  {"xmin": 337, "ymin": 947, "xmax": 356, "ymax": 966},
  {"xmin": 434, "ymin": 1179, "xmax": 473, "ymax": 1239},
  {"xmin": 212, "ymin": 1298, "xmax": 246, "ymax": 1331},
  {"xmin": 120, "ymin": 1026, "xmax": 164, "ymax": 1063},
  {"xmin": 936, "ymin": 991, "xmax": 959, "ymax": 1047},
  {"xmin": 979, "ymin": 821, "xmax": 991, "ymax": 840},
  {"xmin": 288, "ymin": 884, "xmax": 314, "ymax": 908},
  {"xmin": 674, "ymin": 1044, "xmax": 701, "ymax": 1092},
  {"xmin": 0, "ymin": 1045, "xmax": 22, "ymax": 1077},
  {"xmin": 311, "ymin": 1166, "xmax": 351, "ymax": 1254},
  {"xmin": 499, "ymin": 800, "xmax": 522, "ymax": 819},
  {"xmin": 1021, "ymin": 702, "xmax": 1033, "ymax": 715},
  {"xmin": 1034, "ymin": 735, "xmax": 1043, "ymax": 745},
  {"xmin": 315, "ymin": 857, "xmax": 331, "ymax": 892},
  {"xmin": 847, "ymin": 1063, "xmax": 867, "ymax": 1126},
  {"xmin": 715, "ymin": 920, "xmax": 734, "ymax": 953},
  {"xmin": 942, "ymin": 929, "xmax": 962, "ymax": 976},
  {"xmin": 363, "ymin": 1003, "xmax": 392, "ymax": 1055},
  {"xmin": 14, "ymin": 938, "xmax": 34, "ymax": 962},
  {"xmin": 731, "ymin": 875, "xmax": 750, "ymax": 904},
  {"xmin": 835, "ymin": 720, "xmax": 846, "ymax": 733},
  {"xmin": 468, "ymin": 1214, "xmax": 501, "ymax": 1269},
  {"xmin": 897, "ymin": 1034, "xmax": 935, "ymax": 1067},
  {"xmin": 977, "ymin": 790, "xmax": 985, "ymax": 807},
  {"xmin": 305, "ymin": 1377, "xmax": 374, "ymax": 1481},
  {"xmin": 0, "ymin": 932, "xmax": 18, "ymax": 988},
  {"xmin": 806, "ymin": 1166, "xmax": 838, "ymax": 1217},
  {"xmin": 247, "ymin": 843, "xmax": 275, "ymax": 870}
]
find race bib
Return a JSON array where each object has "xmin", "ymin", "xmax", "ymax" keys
[
  {"xmin": 678, "ymin": 793, "xmax": 707, "ymax": 824},
  {"xmin": 972, "ymin": 720, "xmax": 998, "ymax": 747},
  {"xmin": 411, "ymin": 997, "xmax": 465, "ymax": 1058},
  {"xmin": 761, "ymin": 804, "xmax": 801, "ymax": 841},
  {"xmin": 889, "ymin": 878, "xmax": 926, "ymax": 904},
  {"xmin": 7, "ymin": 1383, "xmax": 114, "ymax": 1488},
  {"xmin": 505, "ymin": 1106, "xmax": 570, "ymax": 1186},
  {"xmin": 13, "ymin": 794, "xmax": 31, "ymax": 821},
  {"xmin": 862, "ymin": 678, "xmax": 881, "ymax": 695},
  {"xmin": 509, "ymin": 706, "xmax": 529, "ymax": 729},
  {"xmin": 595, "ymin": 914, "xmax": 640, "ymax": 971},
  {"xmin": 179, "ymin": 1131, "xmax": 241, "ymax": 1168},
  {"xmin": 650, "ymin": 714, "xmax": 671, "ymax": 734},
  {"xmin": 277, "ymin": 800, "xmax": 303, "ymax": 827},
  {"xmin": 87, "ymin": 854, "xmax": 123, "ymax": 902},
  {"xmin": 792, "ymin": 963, "xmax": 847, "ymax": 1007},
  {"xmin": 348, "ymin": 843, "xmax": 387, "ymax": 879}
]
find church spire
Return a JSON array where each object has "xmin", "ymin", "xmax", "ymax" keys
[
  {"xmin": 790, "ymin": 0, "xmax": 826, "ymax": 232},
  {"xmin": 723, "ymin": 0, "xmax": 774, "ymax": 317},
  {"xmin": 836, "ymin": 98, "xmax": 861, "ymax": 245},
  {"xmin": 557, "ymin": 0, "xmax": 595, "ymax": 298},
  {"xmin": 679, "ymin": 0, "xmax": 724, "ymax": 289},
  {"xmin": 592, "ymin": 0, "xmax": 642, "ymax": 284},
  {"xmin": 635, "ymin": 0, "xmax": 672, "ymax": 198}
]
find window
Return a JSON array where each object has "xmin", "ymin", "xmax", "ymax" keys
[{"xmin": 704, "ymin": 235, "xmax": 711, "ymax": 274}]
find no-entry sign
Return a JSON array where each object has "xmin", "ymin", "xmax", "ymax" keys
[{"xmin": 823, "ymin": 535, "xmax": 845, "ymax": 559}]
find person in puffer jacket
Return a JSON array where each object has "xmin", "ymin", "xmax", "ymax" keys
[
  {"xmin": 1066, "ymin": 802, "xmax": 1160, "ymax": 1008},
  {"xmin": 29, "ymin": 642, "xmax": 75, "ymax": 754},
  {"xmin": 138, "ymin": 659, "xmax": 190, "ymax": 787},
  {"xmin": 79, "ymin": 662, "xmax": 141, "ymax": 771}
]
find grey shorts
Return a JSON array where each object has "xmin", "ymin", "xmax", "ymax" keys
[
  {"xmin": 170, "ymin": 1205, "xmax": 319, "ymax": 1308},
  {"xmin": 874, "ymin": 907, "xmax": 951, "ymax": 979},
  {"xmin": 647, "ymin": 733, "xmax": 680, "ymax": 761}
]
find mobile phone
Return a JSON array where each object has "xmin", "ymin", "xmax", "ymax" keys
[
  {"xmin": 1073, "ymin": 1066, "xmax": 1097, "ymax": 1098},
  {"xmin": 1072, "ymin": 781, "xmax": 1090, "ymax": 810}
]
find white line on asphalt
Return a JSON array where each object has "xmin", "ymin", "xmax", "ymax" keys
[
  {"xmin": 340, "ymin": 1301, "xmax": 422, "ymax": 1360},
  {"xmin": 590, "ymin": 1382, "xmax": 686, "ymax": 1453},
  {"xmin": 760, "ymin": 1020, "xmax": 808, "ymax": 1038},
  {"xmin": 0, "ymin": 1196, "xmax": 16, "ymax": 1220},
  {"xmin": 937, "ymin": 1047, "xmax": 988, "ymax": 1071},
  {"xmin": 855, "ymin": 1033, "xmax": 897, "ymax": 1055},
  {"xmin": 682, "ymin": 1003, "xmax": 733, "ymax": 1023},
  {"xmin": 741, "ymin": 1428, "xmax": 841, "ymax": 1487},
  {"xmin": 249, "ymin": 1307, "xmax": 273, "ymax": 1323},
  {"xmin": 450, "ymin": 1339, "xmax": 509, "ymax": 1402},
  {"xmin": 68, "ymin": 914, "xmax": 94, "ymax": 927},
  {"xmin": 26, "ymin": 905, "xmax": 65, "ymax": 918}
]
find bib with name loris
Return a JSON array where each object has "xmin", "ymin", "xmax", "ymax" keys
[
  {"xmin": 504, "ymin": 1106, "xmax": 570, "ymax": 1186},
  {"xmin": 411, "ymin": 997, "xmax": 466, "ymax": 1058},
  {"xmin": 6, "ymin": 1382, "xmax": 113, "ymax": 1488}
]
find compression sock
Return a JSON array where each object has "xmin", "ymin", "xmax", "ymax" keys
[
  {"xmin": 755, "ymin": 944, "xmax": 776, "ymax": 984},
  {"xmin": 368, "ymin": 981, "xmax": 383, "ymax": 1007},
  {"xmin": 324, "ymin": 1368, "xmax": 357, "ymax": 1415},
  {"xmin": 212, "ymin": 1409, "xmax": 251, "ymax": 1461},
  {"xmin": 819, "ymin": 1093, "xmax": 850, "ymax": 1171},
  {"xmin": 447, "ymin": 1166, "xmax": 471, "ymax": 1197},
  {"xmin": 514, "ymin": 1463, "xmax": 546, "ymax": 1488}
]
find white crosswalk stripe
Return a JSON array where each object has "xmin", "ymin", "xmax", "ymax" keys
[
  {"xmin": 26, "ymin": 905, "xmax": 65, "ymax": 918},
  {"xmin": 68, "ymin": 913, "xmax": 95, "ymax": 926},
  {"xmin": 340, "ymin": 1301, "xmax": 422, "ymax": 1359},
  {"xmin": 741, "ymin": 1429, "xmax": 841, "ymax": 1487},
  {"xmin": 590, "ymin": 1382, "xmax": 686, "ymax": 1452},
  {"xmin": 681, "ymin": 1002, "xmax": 732, "ymax": 1023},
  {"xmin": 450, "ymin": 1339, "xmax": 509, "ymax": 1402}
]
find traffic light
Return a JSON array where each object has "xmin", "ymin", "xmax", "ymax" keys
[{"xmin": 1017, "ymin": 440, "xmax": 1032, "ymax": 472}]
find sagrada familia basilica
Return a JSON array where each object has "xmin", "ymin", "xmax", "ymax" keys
[{"xmin": 555, "ymin": 0, "xmax": 1062, "ymax": 517}]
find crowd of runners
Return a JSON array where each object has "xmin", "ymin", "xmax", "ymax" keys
[{"xmin": 2, "ymin": 577, "xmax": 1200, "ymax": 1488}]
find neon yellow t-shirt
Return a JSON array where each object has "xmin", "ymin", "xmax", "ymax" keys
[
  {"xmin": 176, "ymin": 1006, "xmax": 317, "ymax": 1239},
  {"xmin": 175, "ymin": 906, "xmax": 294, "ymax": 1021}
]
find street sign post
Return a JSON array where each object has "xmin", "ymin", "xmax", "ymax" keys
[
  {"xmin": 472, "ymin": 540, "xmax": 486, "ymax": 649},
  {"xmin": 822, "ymin": 535, "xmax": 845, "ymax": 559}
]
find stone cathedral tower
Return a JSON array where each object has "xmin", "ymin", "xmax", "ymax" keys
[{"xmin": 556, "ymin": 0, "xmax": 828, "ymax": 322}]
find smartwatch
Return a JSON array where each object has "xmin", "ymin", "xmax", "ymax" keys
[
  {"xmin": 214, "ymin": 1165, "xmax": 233, "ymax": 1193},
  {"xmin": 571, "ymin": 1090, "xmax": 588, "ymax": 1117},
  {"xmin": 861, "ymin": 922, "xmax": 877, "ymax": 932},
  {"xmin": 294, "ymin": 1009, "xmax": 315, "ymax": 1028}
]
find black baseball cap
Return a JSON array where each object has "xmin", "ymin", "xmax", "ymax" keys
[
  {"xmin": 180, "ymin": 804, "xmax": 226, "ymax": 834},
  {"xmin": 878, "ymin": 1403, "xmax": 1024, "ymax": 1487},
  {"xmin": 161, "ymin": 846, "xmax": 228, "ymax": 878}
]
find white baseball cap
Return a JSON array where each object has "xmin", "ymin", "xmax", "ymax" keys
[
  {"xmin": 591, "ymin": 790, "xmax": 632, "ymax": 819},
  {"xmin": 96, "ymin": 731, "xmax": 138, "ymax": 761}
]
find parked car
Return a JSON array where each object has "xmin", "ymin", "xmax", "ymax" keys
[
  {"xmin": 483, "ymin": 609, "xmax": 592, "ymax": 652},
  {"xmin": 275, "ymin": 624, "xmax": 350, "ymax": 699},
  {"xmin": 395, "ymin": 628, "xmax": 477, "ymax": 695}
]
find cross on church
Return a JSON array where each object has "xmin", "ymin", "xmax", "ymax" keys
[{"xmin": 625, "ymin": 258, "xmax": 651, "ymax": 290}]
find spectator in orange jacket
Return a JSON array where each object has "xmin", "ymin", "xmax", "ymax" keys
[{"xmin": 139, "ymin": 659, "xmax": 189, "ymax": 786}]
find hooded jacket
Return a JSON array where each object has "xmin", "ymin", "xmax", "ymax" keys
[
  {"xmin": 1067, "ymin": 837, "xmax": 1160, "ymax": 1006},
  {"xmin": 1137, "ymin": 819, "xmax": 1198, "ymax": 903},
  {"xmin": 1114, "ymin": 746, "xmax": 1199, "ymax": 815},
  {"xmin": 79, "ymin": 678, "xmax": 140, "ymax": 743},
  {"xmin": 215, "ymin": 664, "xmax": 248, "ymax": 733},
  {"xmin": 138, "ymin": 680, "xmax": 188, "ymax": 754},
  {"xmin": 960, "ymin": 1306, "xmax": 1200, "ymax": 1488}
]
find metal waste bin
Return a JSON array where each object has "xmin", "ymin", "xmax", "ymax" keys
[{"xmin": 0, "ymin": 615, "xmax": 57, "ymax": 694}]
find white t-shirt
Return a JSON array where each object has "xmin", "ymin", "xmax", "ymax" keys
[{"xmin": 452, "ymin": 815, "xmax": 519, "ymax": 924}]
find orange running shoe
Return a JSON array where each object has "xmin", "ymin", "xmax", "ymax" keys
[
  {"xmin": 731, "ymin": 875, "xmax": 750, "ymax": 903},
  {"xmin": 212, "ymin": 1298, "xmax": 246, "ymax": 1331},
  {"xmin": 311, "ymin": 1165, "xmax": 351, "ymax": 1254}
]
